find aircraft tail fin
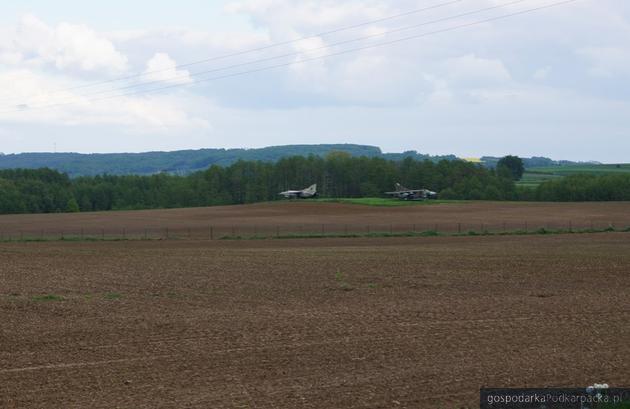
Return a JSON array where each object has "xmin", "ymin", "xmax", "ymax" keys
[
  {"xmin": 395, "ymin": 183, "xmax": 408, "ymax": 192},
  {"xmin": 304, "ymin": 184, "xmax": 317, "ymax": 194}
]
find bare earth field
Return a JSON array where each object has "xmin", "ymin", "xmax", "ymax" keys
[
  {"xmin": 2, "ymin": 233, "xmax": 630, "ymax": 408},
  {"xmin": 1, "ymin": 201, "xmax": 630, "ymax": 239}
]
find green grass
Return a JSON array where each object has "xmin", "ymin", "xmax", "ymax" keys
[
  {"xmin": 31, "ymin": 294, "xmax": 65, "ymax": 302},
  {"xmin": 313, "ymin": 197, "xmax": 466, "ymax": 206},
  {"xmin": 517, "ymin": 171, "xmax": 564, "ymax": 188},
  {"xmin": 104, "ymin": 292, "xmax": 123, "ymax": 301},
  {"xmin": 217, "ymin": 226, "xmax": 630, "ymax": 241}
]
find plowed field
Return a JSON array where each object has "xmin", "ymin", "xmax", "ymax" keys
[
  {"xmin": 1, "ymin": 201, "xmax": 629, "ymax": 239},
  {"xmin": 2, "ymin": 233, "xmax": 630, "ymax": 408}
]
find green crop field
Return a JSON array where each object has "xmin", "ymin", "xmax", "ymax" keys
[
  {"xmin": 518, "ymin": 164, "xmax": 630, "ymax": 188},
  {"xmin": 529, "ymin": 164, "xmax": 630, "ymax": 175}
]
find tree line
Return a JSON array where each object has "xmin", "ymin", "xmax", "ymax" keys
[{"xmin": 0, "ymin": 154, "xmax": 627, "ymax": 215}]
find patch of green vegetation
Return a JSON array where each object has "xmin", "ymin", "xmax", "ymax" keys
[
  {"xmin": 335, "ymin": 270, "xmax": 353, "ymax": 291},
  {"xmin": 313, "ymin": 197, "xmax": 466, "ymax": 207},
  {"xmin": 31, "ymin": 294, "xmax": 65, "ymax": 302},
  {"xmin": 530, "ymin": 164, "xmax": 630, "ymax": 175},
  {"xmin": 517, "ymin": 171, "xmax": 564, "ymax": 188},
  {"xmin": 519, "ymin": 164, "xmax": 630, "ymax": 188},
  {"xmin": 367, "ymin": 283, "xmax": 379, "ymax": 289},
  {"xmin": 104, "ymin": 292, "xmax": 122, "ymax": 301}
]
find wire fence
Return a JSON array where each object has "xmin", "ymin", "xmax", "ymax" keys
[{"xmin": 1, "ymin": 220, "xmax": 629, "ymax": 241}]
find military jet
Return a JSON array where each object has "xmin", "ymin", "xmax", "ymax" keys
[
  {"xmin": 385, "ymin": 183, "xmax": 437, "ymax": 200},
  {"xmin": 279, "ymin": 184, "xmax": 318, "ymax": 199}
]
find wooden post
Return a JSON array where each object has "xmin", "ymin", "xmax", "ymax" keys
[{"xmin": 458, "ymin": 223, "xmax": 462, "ymax": 234}]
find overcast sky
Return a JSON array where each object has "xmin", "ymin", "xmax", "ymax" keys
[{"xmin": 0, "ymin": 0, "xmax": 628, "ymax": 162}]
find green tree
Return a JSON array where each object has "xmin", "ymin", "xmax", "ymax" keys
[
  {"xmin": 66, "ymin": 197, "xmax": 80, "ymax": 213},
  {"xmin": 497, "ymin": 155, "xmax": 524, "ymax": 181}
]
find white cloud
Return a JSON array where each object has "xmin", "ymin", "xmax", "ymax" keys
[
  {"xmin": 6, "ymin": 14, "xmax": 129, "ymax": 73},
  {"xmin": 442, "ymin": 54, "xmax": 511, "ymax": 85},
  {"xmin": 576, "ymin": 46, "xmax": 630, "ymax": 78},
  {"xmin": 0, "ymin": 69, "xmax": 209, "ymax": 133},
  {"xmin": 533, "ymin": 66, "xmax": 552, "ymax": 80},
  {"xmin": 143, "ymin": 52, "xmax": 193, "ymax": 85}
]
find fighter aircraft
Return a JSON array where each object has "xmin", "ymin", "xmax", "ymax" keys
[
  {"xmin": 385, "ymin": 183, "xmax": 437, "ymax": 200},
  {"xmin": 279, "ymin": 184, "xmax": 318, "ymax": 199}
]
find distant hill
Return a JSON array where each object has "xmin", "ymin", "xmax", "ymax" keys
[
  {"xmin": 0, "ymin": 144, "xmax": 457, "ymax": 177},
  {"xmin": 0, "ymin": 144, "xmax": 602, "ymax": 177},
  {"xmin": 481, "ymin": 156, "xmax": 601, "ymax": 169}
]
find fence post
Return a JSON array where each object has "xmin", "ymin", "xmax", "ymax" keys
[
  {"xmin": 276, "ymin": 226, "xmax": 280, "ymax": 237},
  {"xmin": 525, "ymin": 221, "xmax": 528, "ymax": 233},
  {"xmin": 122, "ymin": 228, "xmax": 126, "ymax": 240},
  {"xmin": 101, "ymin": 229, "xmax": 105, "ymax": 240},
  {"xmin": 165, "ymin": 227, "xmax": 169, "ymax": 240},
  {"xmin": 209, "ymin": 226, "xmax": 213, "ymax": 240},
  {"xmin": 321, "ymin": 224, "xmax": 325, "ymax": 235},
  {"xmin": 569, "ymin": 221, "xmax": 572, "ymax": 232},
  {"xmin": 458, "ymin": 223, "xmax": 462, "ymax": 234}
]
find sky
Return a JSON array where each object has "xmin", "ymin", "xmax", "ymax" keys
[{"xmin": 0, "ymin": 0, "xmax": 629, "ymax": 162}]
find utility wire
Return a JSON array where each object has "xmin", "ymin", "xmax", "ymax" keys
[
  {"xmin": 40, "ymin": 0, "xmax": 532, "ymax": 103},
  {"xmin": 0, "ymin": 0, "xmax": 579, "ymax": 115},
  {"xmin": 1, "ymin": 0, "xmax": 465, "ymax": 105}
]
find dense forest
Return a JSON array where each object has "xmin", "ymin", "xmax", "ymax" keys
[
  {"xmin": 0, "ymin": 154, "xmax": 514, "ymax": 214},
  {"xmin": 0, "ymin": 154, "xmax": 627, "ymax": 215}
]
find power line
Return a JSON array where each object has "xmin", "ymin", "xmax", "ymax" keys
[
  {"xmin": 0, "ymin": 0, "xmax": 466, "ymax": 105},
  {"xmin": 1, "ymin": 0, "xmax": 579, "ymax": 115},
  {"xmin": 41, "ymin": 0, "xmax": 532, "ymax": 103}
]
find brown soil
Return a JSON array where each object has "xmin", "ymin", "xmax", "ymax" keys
[
  {"xmin": 1, "ymin": 201, "xmax": 629, "ymax": 238},
  {"xmin": 1, "ymin": 234, "xmax": 630, "ymax": 408}
]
